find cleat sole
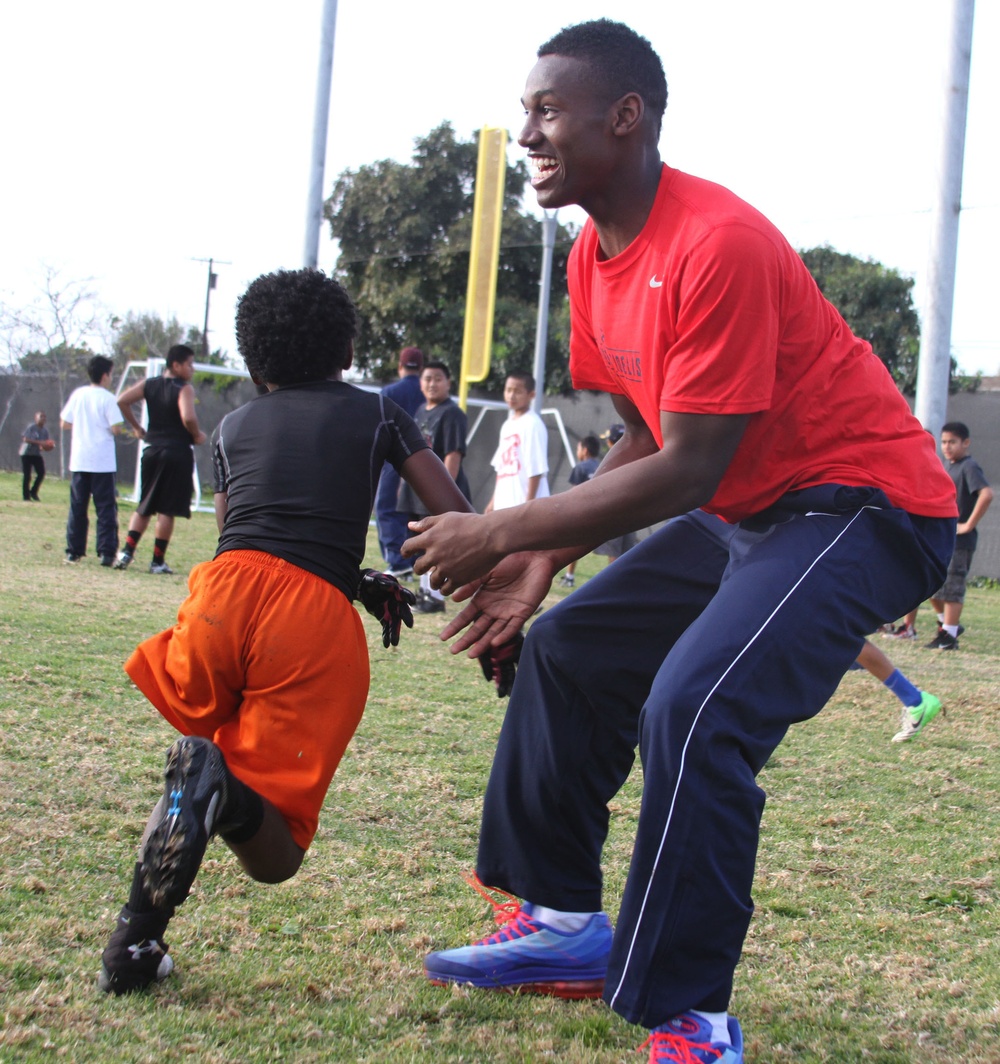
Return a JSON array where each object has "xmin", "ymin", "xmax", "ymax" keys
[
  {"xmin": 426, "ymin": 973, "xmax": 605, "ymax": 999},
  {"xmin": 142, "ymin": 738, "xmax": 218, "ymax": 910}
]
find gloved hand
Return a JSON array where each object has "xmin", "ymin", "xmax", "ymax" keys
[
  {"xmin": 478, "ymin": 631, "xmax": 524, "ymax": 697},
  {"xmin": 356, "ymin": 569, "xmax": 416, "ymax": 648}
]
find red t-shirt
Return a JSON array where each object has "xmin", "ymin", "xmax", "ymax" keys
[{"xmin": 568, "ymin": 165, "xmax": 956, "ymax": 522}]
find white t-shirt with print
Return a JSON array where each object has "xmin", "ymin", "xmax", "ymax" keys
[
  {"xmin": 60, "ymin": 385, "xmax": 122, "ymax": 472},
  {"xmin": 490, "ymin": 409, "xmax": 550, "ymax": 510}
]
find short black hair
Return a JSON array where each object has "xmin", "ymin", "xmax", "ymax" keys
[
  {"xmin": 423, "ymin": 360, "xmax": 451, "ymax": 379},
  {"xmin": 580, "ymin": 434, "xmax": 600, "ymax": 458},
  {"xmin": 941, "ymin": 421, "xmax": 971, "ymax": 441},
  {"xmin": 87, "ymin": 355, "xmax": 114, "ymax": 384},
  {"xmin": 166, "ymin": 344, "xmax": 195, "ymax": 369},
  {"xmin": 236, "ymin": 269, "xmax": 358, "ymax": 385},
  {"xmin": 538, "ymin": 19, "xmax": 667, "ymax": 132},
  {"xmin": 506, "ymin": 370, "xmax": 536, "ymax": 392}
]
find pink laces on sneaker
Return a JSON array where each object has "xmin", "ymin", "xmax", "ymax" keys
[
  {"xmin": 463, "ymin": 872, "xmax": 540, "ymax": 945},
  {"xmin": 639, "ymin": 1028, "xmax": 725, "ymax": 1063}
]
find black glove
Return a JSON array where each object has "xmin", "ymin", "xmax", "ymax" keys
[
  {"xmin": 479, "ymin": 631, "xmax": 524, "ymax": 698},
  {"xmin": 356, "ymin": 569, "xmax": 416, "ymax": 648}
]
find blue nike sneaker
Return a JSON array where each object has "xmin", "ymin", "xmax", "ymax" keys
[
  {"xmin": 642, "ymin": 1013, "xmax": 744, "ymax": 1063},
  {"xmin": 424, "ymin": 878, "xmax": 611, "ymax": 998}
]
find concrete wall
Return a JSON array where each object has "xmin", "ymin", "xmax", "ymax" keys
[
  {"xmin": 939, "ymin": 391, "xmax": 1000, "ymax": 580},
  {"xmin": 3, "ymin": 371, "xmax": 998, "ymax": 577}
]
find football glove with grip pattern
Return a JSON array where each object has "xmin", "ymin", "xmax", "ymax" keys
[
  {"xmin": 356, "ymin": 569, "xmax": 416, "ymax": 648},
  {"xmin": 479, "ymin": 631, "xmax": 524, "ymax": 697}
]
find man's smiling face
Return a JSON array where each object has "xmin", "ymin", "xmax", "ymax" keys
[{"xmin": 518, "ymin": 54, "xmax": 619, "ymax": 212}]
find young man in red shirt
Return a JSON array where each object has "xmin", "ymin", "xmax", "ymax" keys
[{"xmin": 404, "ymin": 19, "xmax": 956, "ymax": 1063}]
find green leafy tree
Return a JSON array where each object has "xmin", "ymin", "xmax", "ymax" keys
[
  {"xmin": 14, "ymin": 342, "xmax": 94, "ymax": 377},
  {"xmin": 111, "ymin": 311, "xmax": 206, "ymax": 365},
  {"xmin": 799, "ymin": 246, "xmax": 923, "ymax": 394},
  {"xmin": 112, "ymin": 310, "xmax": 234, "ymax": 373},
  {"xmin": 325, "ymin": 122, "xmax": 577, "ymax": 391},
  {"xmin": 111, "ymin": 311, "xmax": 237, "ymax": 394},
  {"xmin": 110, "ymin": 310, "xmax": 207, "ymax": 370}
]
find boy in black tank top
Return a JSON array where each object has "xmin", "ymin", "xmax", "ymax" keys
[{"xmin": 115, "ymin": 344, "xmax": 206, "ymax": 574}]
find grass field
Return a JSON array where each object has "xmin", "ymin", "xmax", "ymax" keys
[{"xmin": 1, "ymin": 471, "xmax": 998, "ymax": 1063}]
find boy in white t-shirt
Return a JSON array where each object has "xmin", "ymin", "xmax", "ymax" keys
[
  {"xmin": 487, "ymin": 372, "xmax": 549, "ymax": 512},
  {"xmin": 60, "ymin": 355, "xmax": 125, "ymax": 566}
]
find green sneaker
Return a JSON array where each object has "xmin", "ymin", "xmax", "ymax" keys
[{"xmin": 892, "ymin": 691, "xmax": 942, "ymax": 743}]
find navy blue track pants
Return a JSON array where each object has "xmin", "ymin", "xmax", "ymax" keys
[
  {"xmin": 476, "ymin": 487, "xmax": 953, "ymax": 1028},
  {"xmin": 66, "ymin": 471, "xmax": 119, "ymax": 559},
  {"xmin": 375, "ymin": 464, "xmax": 411, "ymax": 571}
]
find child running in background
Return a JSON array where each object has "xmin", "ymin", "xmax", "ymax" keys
[
  {"xmin": 855, "ymin": 639, "xmax": 941, "ymax": 742},
  {"xmin": 98, "ymin": 269, "xmax": 472, "ymax": 994},
  {"xmin": 593, "ymin": 424, "xmax": 641, "ymax": 562},
  {"xmin": 558, "ymin": 435, "xmax": 602, "ymax": 588}
]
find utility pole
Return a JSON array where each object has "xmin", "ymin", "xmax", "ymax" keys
[
  {"xmin": 531, "ymin": 211, "xmax": 558, "ymax": 413},
  {"xmin": 914, "ymin": 0, "xmax": 976, "ymax": 436},
  {"xmin": 304, "ymin": 0, "xmax": 338, "ymax": 269},
  {"xmin": 192, "ymin": 257, "xmax": 230, "ymax": 358}
]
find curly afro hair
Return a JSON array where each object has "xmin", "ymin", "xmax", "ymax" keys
[
  {"xmin": 538, "ymin": 20, "xmax": 667, "ymax": 133},
  {"xmin": 236, "ymin": 269, "xmax": 358, "ymax": 386}
]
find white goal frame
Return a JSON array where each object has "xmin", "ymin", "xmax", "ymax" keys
[{"xmin": 115, "ymin": 360, "xmax": 576, "ymax": 515}]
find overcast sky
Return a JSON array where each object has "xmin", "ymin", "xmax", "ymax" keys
[{"xmin": 1, "ymin": 0, "xmax": 996, "ymax": 375}]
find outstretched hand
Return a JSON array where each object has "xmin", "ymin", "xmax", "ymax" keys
[
  {"xmin": 401, "ymin": 512, "xmax": 502, "ymax": 597},
  {"xmin": 440, "ymin": 552, "xmax": 556, "ymax": 658},
  {"xmin": 356, "ymin": 569, "xmax": 416, "ymax": 648}
]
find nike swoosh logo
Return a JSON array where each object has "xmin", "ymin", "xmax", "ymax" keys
[{"xmin": 649, "ymin": 276, "xmax": 663, "ymax": 288}]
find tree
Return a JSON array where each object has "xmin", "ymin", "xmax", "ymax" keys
[
  {"xmin": 325, "ymin": 123, "xmax": 577, "ymax": 391},
  {"xmin": 0, "ymin": 266, "xmax": 109, "ymax": 384},
  {"xmin": 0, "ymin": 267, "xmax": 114, "ymax": 463},
  {"xmin": 111, "ymin": 311, "xmax": 204, "ymax": 366},
  {"xmin": 0, "ymin": 275, "xmax": 225, "ymax": 462},
  {"xmin": 799, "ymin": 246, "xmax": 922, "ymax": 394}
]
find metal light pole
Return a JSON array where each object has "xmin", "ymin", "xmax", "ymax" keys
[
  {"xmin": 303, "ymin": 0, "xmax": 338, "ymax": 269},
  {"xmin": 914, "ymin": 0, "xmax": 976, "ymax": 436},
  {"xmin": 531, "ymin": 211, "xmax": 558, "ymax": 412}
]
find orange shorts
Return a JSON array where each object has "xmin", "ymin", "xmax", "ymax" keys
[{"xmin": 125, "ymin": 550, "xmax": 369, "ymax": 849}]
